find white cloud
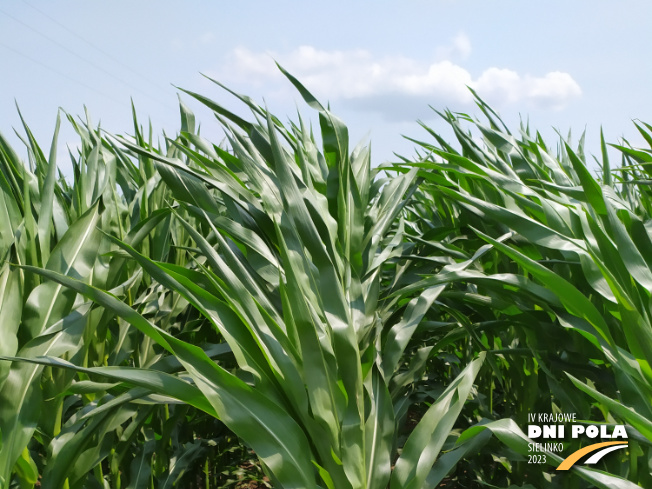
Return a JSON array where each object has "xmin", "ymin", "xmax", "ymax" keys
[
  {"xmin": 214, "ymin": 38, "xmax": 581, "ymax": 121},
  {"xmin": 435, "ymin": 32, "xmax": 472, "ymax": 61},
  {"xmin": 476, "ymin": 69, "xmax": 582, "ymax": 110}
]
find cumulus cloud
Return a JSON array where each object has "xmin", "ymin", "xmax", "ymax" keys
[
  {"xmin": 435, "ymin": 32, "xmax": 472, "ymax": 61},
  {"xmin": 475, "ymin": 68, "xmax": 581, "ymax": 110},
  {"xmin": 214, "ymin": 35, "xmax": 581, "ymax": 121}
]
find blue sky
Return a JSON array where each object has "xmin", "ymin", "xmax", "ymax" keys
[{"xmin": 1, "ymin": 0, "xmax": 651, "ymax": 174}]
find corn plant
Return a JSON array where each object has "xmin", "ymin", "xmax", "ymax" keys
[
  {"xmin": 0, "ymin": 110, "xmax": 114, "ymax": 488},
  {"xmin": 0, "ymin": 107, "xmax": 241, "ymax": 488},
  {"xmin": 3, "ymin": 72, "xmax": 650, "ymax": 489},
  {"xmin": 389, "ymin": 96, "xmax": 652, "ymax": 487},
  {"xmin": 3, "ymin": 72, "xmax": 489, "ymax": 488}
]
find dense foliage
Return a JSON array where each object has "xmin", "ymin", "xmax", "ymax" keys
[{"xmin": 0, "ymin": 74, "xmax": 650, "ymax": 488}]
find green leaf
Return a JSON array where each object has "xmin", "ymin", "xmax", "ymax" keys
[
  {"xmin": 36, "ymin": 112, "xmax": 61, "ymax": 264},
  {"xmin": 0, "ymin": 264, "xmax": 21, "ymax": 389},
  {"xmin": 14, "ymin": 447, "xmax": 38, "ymax": 489},
  {"xmin": 564, "ymin": 142, "xmax": 607, "ymax": 215},
  {"xmin": 17, "ymin": 266, "xmax": 319, "ymax": 489},
  {"xmin": 567, "ymin": 373, "xmax": 652, "ymax": 441},
  {"xmin": 364, "ymin": 368, "xmax": 394, "ymax": 489},
  {"xmin": 0, "ymin": 303, "xmax": 91, "ymax": 485},
  {"xmin": 390, "ymin": 353, "xmax": 485, "ymax": 489},
  {"xmin": 22, "ymin": 201, "xmax": 102, "ymax": 339}
]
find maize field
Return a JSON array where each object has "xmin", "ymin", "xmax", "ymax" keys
[{"xmin": 0, "ymin": 71, "xmax": 650, "ymax": 488}]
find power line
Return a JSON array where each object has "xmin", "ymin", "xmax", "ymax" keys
[
  {"xmin": 0, "ymin": 6, "xmax": 176, "ymax": 110},
  {"xmin": 21, "ymin": 0, "xmax": 172, "ymax": 96},
  {"xmin": 0, "ymin": 41, "xmax": 125, "ymax": 106}
]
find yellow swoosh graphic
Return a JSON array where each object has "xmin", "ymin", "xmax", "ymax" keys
[{"xmin": 556, "ymin": 441, "xmax": 628, "ymax": 471}]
